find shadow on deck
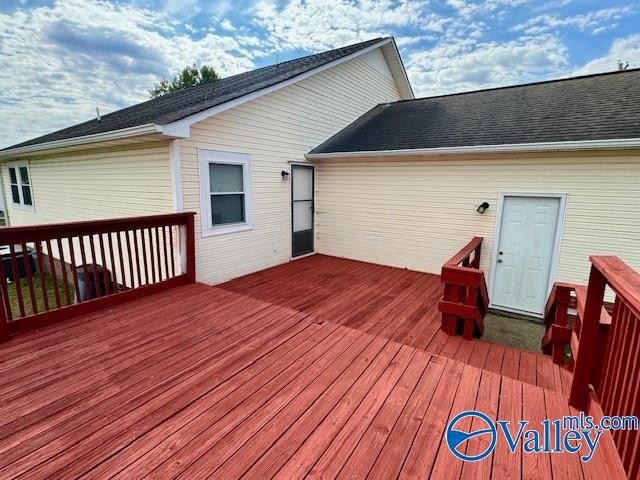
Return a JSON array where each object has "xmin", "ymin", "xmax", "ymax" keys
[
  {"xmin": 0, "ymin": 281, "xmax": 622, "ymax": 479},
  {"xmin": 220, "ymin": 254, "xmax": 572, "ymax": 394}
]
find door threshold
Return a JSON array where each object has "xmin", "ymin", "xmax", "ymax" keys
[
  {"xmin": 488, "ymin": 304, "xmax": 543, "ymax": 322},
  {"xmin": 291, "ymin": 252, "xmax": 316, "ymax": 261}
]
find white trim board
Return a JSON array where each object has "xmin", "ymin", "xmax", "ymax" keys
[
  {"xmin": 197, "ymin": 149, "xmax": 253, "ymax": 237},
  {"xmin": 306, "ymin": 138, "xmax": 640, "ymax": 159},
  {"xmin": 488, "ymin": 192, "xmax": 568, "ymax": 317},
  {"xmin": 0, "ymin": 124, "xmax": 164, "ymax": 158},
  {"xmin": 7, "ymin": 160, "xmax": 35, "ymax": 212}
]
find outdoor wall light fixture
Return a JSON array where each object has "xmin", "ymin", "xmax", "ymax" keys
[
  {"xmin": 476, "ymin": 202, "xmax": 490, "ymax": 214},
  {"xmin": 281, "ymin": 170, "xmax": 290, "ymax": 180}
]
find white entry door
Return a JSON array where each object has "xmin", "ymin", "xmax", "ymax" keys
[{"xmin": 492, "ymin": 195, "xmax": 562, "ymax": 315}]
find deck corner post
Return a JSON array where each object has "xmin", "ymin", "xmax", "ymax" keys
[
  {"xmin": 0, "ymin": 313, "xmax": 7, "ymax": 342},
  {"xmin": 0, "ymin": 261, "xmax": 9, "ymax": 342},
  {"xmin": 569, "ymin": 264, "xmax": 607, "ymax": 410},
  {"xmin": 185, "ymin": 213, "xmax": 196, "ymax": 283}
]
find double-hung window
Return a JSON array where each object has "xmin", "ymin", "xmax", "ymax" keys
[
  {"xmin": 7, "ymin": 161, "xmax": 34, "ymax": 210},
  {"xmin": 198, "ymin": 149, "xmax": 252, "ymax": 235}
]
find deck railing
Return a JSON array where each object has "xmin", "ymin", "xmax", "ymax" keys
[
  {"xmin": 438, "ymin": 236, "xmax": 489, "ymax": 339},
  {"xmin": 544, "ymin": 256, "xmax": 640, "ymax": 478},
  {"xmin": 0, "ymin": 212, "xmax": 196, "ymax": 340}
]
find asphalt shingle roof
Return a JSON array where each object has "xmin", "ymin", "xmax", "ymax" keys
[
  {"xmin": 5, "ymin": 38, "xmax": 386, "ymax": 151},
  {"xmin": 309, "ymin": 68, "xmax": 640, "ymax": 154}
]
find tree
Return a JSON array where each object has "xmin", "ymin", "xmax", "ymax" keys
[{"xmin": 149, "ymin": 64, "xmax": 220, "ymax": 98}]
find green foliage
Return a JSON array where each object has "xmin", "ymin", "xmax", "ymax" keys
[
  {"xmin": 149, "ymin": 64, "xmax": 220, "ymax": 98},
  {"xmin": 7, "ymin": 273, "xmax": 72, "ymax": 317}
]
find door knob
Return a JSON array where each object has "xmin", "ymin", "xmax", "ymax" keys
[{"xmin": 497, "ymin": 259, "xmax": 503, "ymax": 263}]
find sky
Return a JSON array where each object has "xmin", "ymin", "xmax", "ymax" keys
[{"xmin": 0, "ymin": 0, "xmax": 639, "ymax": 148}]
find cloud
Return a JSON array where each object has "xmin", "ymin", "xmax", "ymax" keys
[
  {"xmin": 446, "ymin": 0, "xmax": 531, "ymax": 18},
  {"xmin": 252, "ymin": 0, "xmax": 440, "ymax": 51},
  {"xmin": 513, "ymin": 6, "xmax": 634, "ymax": 35},
  {"xmin": 0, "ymin": 0, "xmax": 259, "ymax": 147},
  {"xmin": 407, "ymin": 34, "xmax": 569, "ymax": 97},
  {"xmin": 1, "ymin": 0, "xmax": 639, "ymax": 149},
  {"xmin": 572, "ymin": 33, "xmax": 640, "ymax": 75},
  {"xmin": 220, "ymin": 19, "xmax": 236, "ymax": 31}
]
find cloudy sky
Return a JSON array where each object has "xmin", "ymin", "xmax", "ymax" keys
[{"xmin": 1, "ymin": 0, "xmax": 639, "ymax": 148}]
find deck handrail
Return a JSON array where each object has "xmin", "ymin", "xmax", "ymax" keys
[
  {"xmin": 444, "ymin": 236, "xmax": 483, "ymax": 268},
  {"xmin": 543, "ymin": 255, "xmax": 640, "ymax": 478},
  {"xmin": 0, "ymin": 212, "xmax": 196, "ymax": 341},
  {"xmin": 438, "ymin": 237, "xmax": 488, "ymax": 339}
]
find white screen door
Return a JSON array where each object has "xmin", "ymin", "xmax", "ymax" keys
[{"xmin": 492, "ymin": 195, "xmax": 562, "ymax": 315}]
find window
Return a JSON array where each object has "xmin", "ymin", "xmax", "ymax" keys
[
  {"xmin": 8, "ymin": 161, "xmax": 34, "ymax": 210},
  {"xmin": 198, "ymin": 150, "xmax": 252, "ymax": 235}
]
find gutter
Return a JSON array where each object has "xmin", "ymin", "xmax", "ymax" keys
[
  {"xmin": 305, "ymin": 138, "xmax": 640, "ymax": 160},
  {"xmin": 0, "ymin": 124, "xmax": 172, "ymax": 158}
]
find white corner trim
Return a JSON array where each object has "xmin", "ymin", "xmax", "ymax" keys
[
  {"xmin": 306, "ymin": 137, "xmax": 640, "ymax": 159},
  {"xmin": 169, "ymin": 139, "xmax": 183, "ymax": 212},
  {"xmin": 0, "ymin": 124, "xmax": 168, "ymax": 158},
  {"xmin": 0, "ymin": 166, "xmax": 9, "ymax": 225},
  {"xmin": 197, "ymin": 149, "xmax": 253, "ymax": 237},
  {"xmin": 159, "ymin": 39, "xmax": 395, "ymax": 135}
]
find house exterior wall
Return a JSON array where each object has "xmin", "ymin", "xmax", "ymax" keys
[
  {"xmin": 1, "ymin": 141, "xmax": 174, "ymax": 225},
  {"xmin": 181, "ymin": 51, "xmax": 402, "ymax": 284},
  {"xmin": 315, "ymin": 150, "xmax": 640, "ymax": 288},
  {"xmin": 0, "ymin": 141, "xmax": 175, "ymax": 289}
]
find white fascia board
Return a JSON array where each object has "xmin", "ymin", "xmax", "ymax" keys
[
  {"xmin": 306, "ymin": 138, "xmax": 640, "ymax": 160},
  {"xmin": 380, "ymin": 40, "xmax": 414, "ymax": 99},
  {"xmin": 0, "ymin": 123, "xmax": 170, "ymax": 158},
  {"xmin": 157, "ymin": 39, "xmax": 397, "ymax": 134}
]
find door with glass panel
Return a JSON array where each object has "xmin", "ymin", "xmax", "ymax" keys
[{"xmin": 291, "ymin": 165, "xmax": 314, "ymax": 257}]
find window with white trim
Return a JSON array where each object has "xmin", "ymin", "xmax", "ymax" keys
[
  {"xmin": 198, "ymin": 150, "xmax": 252, "ymax": 235},
  {"xmin": 8, "ymin": 161, "xmax": 34, "ymax": 210}
]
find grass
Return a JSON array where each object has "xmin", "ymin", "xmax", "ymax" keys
[{"xmin": 7, "ymin": 273, "xmax": 73, "ymax": 318}]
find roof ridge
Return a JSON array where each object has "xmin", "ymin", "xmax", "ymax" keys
[
  {"xmin": 94, "ymin": 39, "xmax": 384, "ymax": 117},
  {"xmin": 161, "ymin": 37, "xmax": 387, "ymax": 99},
  {"xmin": 3, "ymin": 37, "xmax": 389, "ymax": 151},
  {"xmin": 391, "ymin": 67, "xmax": 640, "ymax": 104},
  {"xmin": 264, "ymin": 37, "xmax": 386, "ymax": 69}
]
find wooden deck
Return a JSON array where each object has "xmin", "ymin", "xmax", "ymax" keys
[
  {"xmin": 0, "ymin": 258, "xmax": 623, "ymax": 479},
  {"xmin": 221, "ymin": 254, "xmax": 570, "ymax": 393}
]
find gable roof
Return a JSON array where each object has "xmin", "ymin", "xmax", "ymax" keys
[
  {"xmin": 308, "ymin": 68, "xmax": 640, "ymax": 157},
  {"xmin": 4, "ymin": 37, "xmax": 411, "ymax": 154}
]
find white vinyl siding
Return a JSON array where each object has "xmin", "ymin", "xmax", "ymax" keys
[
  {"xmin": 315, "ymin": 151, "xmax": 640, "ymax": 288},
  {"xmin": 181, "ymin": 50, "xmax": 403, "ymax": 284},
  {"xmin": 1, "ymin": 141, "xmax": 173, "ymax": 226}
]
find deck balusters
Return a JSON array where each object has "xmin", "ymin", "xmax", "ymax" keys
[{"xmin": 0, "ymin": 213, "xmax": 196, "ymax": 341}]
